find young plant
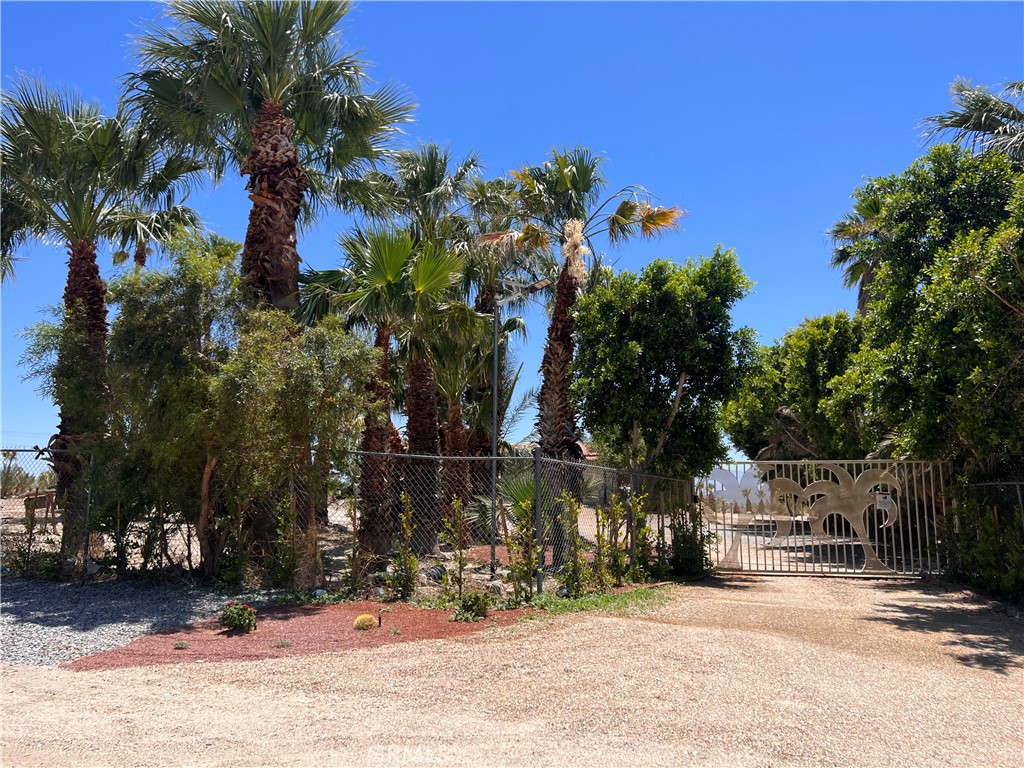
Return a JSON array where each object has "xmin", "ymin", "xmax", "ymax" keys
[
  {"xmin": 628, "ymin": 493, "xmax": 655, "ymax": 582},
  {"xmin": 386, "ymin": 493, "xmax": 418, "ymax": 600},
  {"xmin": 557, "ymin": 493, "xmax": 592, "ymax": 598},
  {"xmin": 597, "ymin": 494, "xmax": 629, "ymax": 587},
  {"xmin": 440, "ymin": 496, "xmax": 470, "ymax": 601},
  {"xmin": 451, "ymin": 591, "xmax": 490, "ymax": 622},
  {"xmin": 219, "ymin": 601, "xmax": 257, "ymax": 633}
]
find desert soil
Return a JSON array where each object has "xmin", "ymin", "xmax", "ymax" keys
[{"xmin": 2, "ymin": 575, "xmax": 1022, "ymax": 768}]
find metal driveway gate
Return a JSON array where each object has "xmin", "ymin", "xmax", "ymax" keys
[{"xmin": 696, "ymin": 461, "xmax": 948, "ymax": 576}]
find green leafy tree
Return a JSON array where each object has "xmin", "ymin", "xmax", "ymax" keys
[
  {"xmin": 571, "ymin": 251, "xmax": 755, "ymax": 478},
  {"xmin": 722, "ymin": 313, "xmax": 867, "ymax": 460},
  {"xmin": 127, "ymin": 0, "xmax": 413, "ymax": 310},
  {"xmin": 2, "ymin": 76, "xmax": 200, "ymax": 561},
  {"xmin": 825, "ymin": 145, "xmax": 1022, "ymax": 472}
]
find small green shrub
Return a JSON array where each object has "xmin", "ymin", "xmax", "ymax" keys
[
  {"xmin": 173, "ymin": 640, "xmax": 190, "ymax": 650},
  {"xmin": 557, "ymin": 493, "xmax": 592, "ymax": 598},
  {"xmin": 273, "ymin": 638, "xmax": 292, "ymax": 648},
  {"xmin": 386, "ymin": 493, "xmax": 418, "ymax": 600},
  {"xmin": 353, "ymin": 613, "xmax": 376, "ymax": 630},
  {"xmin": 440, "ymin": 496, "xmax": 470, "ymax": 601},
  {"xmin": 219, "ymin": 601, "xmax": 257, "ymax": 633},
  {"xmin": 452, "ymin": 591, "xmax": 489, "ymax": 622}
]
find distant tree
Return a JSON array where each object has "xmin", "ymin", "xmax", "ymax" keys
[{"xmin": 572, "ymin": 251, "xmax": 755, "ymax": 478}]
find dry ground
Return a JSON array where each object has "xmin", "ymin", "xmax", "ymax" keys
[{"xmin": 2, "ymin": 575, "xmax": 1022, "ymax": 768}]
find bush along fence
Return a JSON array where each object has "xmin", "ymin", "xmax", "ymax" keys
[
  {"xmin": 0, "ymin": 445, "xmax": 708, "ymax": 600},
  {"xmin": 943, "ymin": 480, "xmax": 1024, "ymax": 601}
]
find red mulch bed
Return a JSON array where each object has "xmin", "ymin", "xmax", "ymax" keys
[{"xmin": 65, "ymin": 602, "xmax": 530, "ymax": 673}]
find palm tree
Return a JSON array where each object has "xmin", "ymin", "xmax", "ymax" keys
[
  {"xmin": 301, "ymin": 228, "xmax": 412, "ymax": 561},
  {"xmin": 514, "ymin": 147, "xmax": 684, "ymax": 462},
  {"xmin": 828, "ymin": 188, "xmax": 885, "ymax": 316},
  {"xmin": 510, "ymin": 147, "xmax": 683, "ymax": 567},
  {"xmin": 924, "ymin": 78, "xmax": 1024, "ymax": 163},
  {"xmin": 1, "ymin": 76, "xmax": 200, "ymax": 559},
  {"xmin": 127, "ymin": 0, "xmax": 413, "ymax": 311}
]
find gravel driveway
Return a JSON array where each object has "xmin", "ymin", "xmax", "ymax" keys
[{"xmin": 2, "ymin": 575, "xmax": 1021, "ymax": 767}]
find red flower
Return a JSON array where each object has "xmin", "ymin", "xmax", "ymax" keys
[{"xmin": 228, "ymin": 601, "xmax": 235, "ymax": 606}]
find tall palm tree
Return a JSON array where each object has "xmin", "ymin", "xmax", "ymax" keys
[
  {"xmin": 828, "ymin": 188, "xmax": 885, "ymax": 316},
  {"xmin": 924, "ymin": 78, "xmax": 1024, "ymax": 163},
  {"xmin": 513, "ymin": 147, "xmax": 684, "ymax": 462},
  {"xmin": 1, "ymin": 76, "xmax": 200, "ymax": 559},
  {"xmin": 127, "ymin": 0, "xmax": 413, "ymax": 311}
]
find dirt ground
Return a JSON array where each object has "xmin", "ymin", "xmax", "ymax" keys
[{"xmin": 2, "ymin": 575, "xmax": 1022, "ymax": 768}]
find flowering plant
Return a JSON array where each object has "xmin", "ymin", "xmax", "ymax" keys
[{"xmin": 219, "ymin": 601, "xmax": 257, "ymax": 633}]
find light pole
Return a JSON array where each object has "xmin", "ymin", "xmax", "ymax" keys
[{"xmin": 490, "ymin": 277, "xmax": 551, "ymax": 576}]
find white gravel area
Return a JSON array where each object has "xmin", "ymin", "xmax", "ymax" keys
[
  {"xmin": 2, "ymin": 575, "xmax": 1022, "ymax": 767},
  {"xmin": 0, "ymin": 577, "xmax": 278, "ymax": 666}
]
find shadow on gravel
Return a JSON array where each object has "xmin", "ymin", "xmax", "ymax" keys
[
  {"xmin": 0, "ymin": 576, "xmax": 256, "ymax": 633},
  {"xmin": 682, "ymin": 574, "xmax": 762, "ymax": 590},
  {"xmin": 863, "ymin": 580, "xmax": 1023, "ymax": 675}
]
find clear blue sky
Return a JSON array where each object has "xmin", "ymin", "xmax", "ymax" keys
[{"xmin": 2, "ymin": 1, "xmax": 1022, "ymax": 448}]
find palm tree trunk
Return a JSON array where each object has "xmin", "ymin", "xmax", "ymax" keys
[
  {"xmin": 240, "ymin": 100, "xmax": 310, "ymax": 311},
  {"xmin": 358, "ymin": 327, "xmax": 396, "ymax": 563},
  {"xmin": 442, "ymin": 398, "xmax": 473, "ymax": 538},
  {"xmin": 52, "ymin": 239, "xmax": 108, "ymax": 563},
  {"xmin": 406, "ymin": 350, "xmax": 441, "ymax": 555},
  {"xmin": 856, "ymin": 263, "xmax": 877, "ymax": 317},
  {"xmin": 537, "ymin": 221, "xmax": 587, "ymax": 568}
]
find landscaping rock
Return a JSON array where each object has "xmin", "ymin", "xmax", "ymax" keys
[{"xmin": 487, "ymin": 581, "xmax": 506, "ymax": 597}]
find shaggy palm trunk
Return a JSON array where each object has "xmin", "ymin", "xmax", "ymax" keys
[
  {"xmin": 856, "ymin": 263, "xmax": 877, "ymax": 317},
  {"xmin": 467, "ymin": 283, "xmax": 497, "ymax": 499},
  {"xmin": 240, "ymin": 100, "xmax": 309, "ymax": 311},
  {"xmin": 52, "ymin": 240, "xmax": 108, "ymax": 563},
  {"xmin": 405, "ymin": 350, "xmax": 441, "ymax": 555},
  {"xmin": 536, "ymin": 221, "xmax": 587, "ymax": 568},
  {"xmin": 442, "ymin": 398, "xmax": 473, "ymax": 538},
  {"xmin": 358, "ymin": 327, "xmax": 396, "ymax": 565}
]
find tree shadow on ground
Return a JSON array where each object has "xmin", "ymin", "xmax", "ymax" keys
[
  {"xmin": 680, "ymin": 573, "xmax": 761, "ymax": 590},
  {"xmin": 862, "ymin": 580, "xmax": 1023, "ymax": 675},
  {"xmin": 0, "ymin": 576, "xmax": 277, "ymax": 633}
]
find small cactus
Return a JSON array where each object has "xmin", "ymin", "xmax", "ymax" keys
[{"xmin": 353, "ymin": 613, "xmax": 376, "ymax": 631}]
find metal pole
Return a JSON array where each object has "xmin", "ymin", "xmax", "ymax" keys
[
  {"xmin": 534, "ymin": 446, "xmax": 543, "ymax": 595},
  {"xmin": 490, "ymin": 301, "xmax": 499, "ymax": 578}
]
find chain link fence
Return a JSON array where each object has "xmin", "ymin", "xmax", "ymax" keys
[
  {"xmin": 3, "ymin": 444, "xmax": 705, "ymax": 593},
  {"xmin": 349, "ymin": 450, "xmax": 703, "ymax": 595}
]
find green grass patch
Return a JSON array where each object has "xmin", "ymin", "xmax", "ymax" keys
[{"xmin": 531, "ymin": 586, "xmax": 670, "ymax": 617}]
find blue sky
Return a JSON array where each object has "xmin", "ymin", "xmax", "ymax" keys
[{"xmin": 2, "ymin": 1, "xmax": 1022, "ymax": 449}]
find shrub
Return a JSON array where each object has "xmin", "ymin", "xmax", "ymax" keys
[
  {"xmin": 386, "ymin": 493, "xmax": 418, "ymax": 600},
  {"xmin": 353, "ymin": 613, "xmax": 376, "ymax": 630},
  {"xmin": 219, "ymin": 601, "xmax": 257, "ymax": 633},
  {"xmin": 440, "ymin": 496, "xmax": 470, "ymax": 601},
  {"xmin": 173, "ymin": 641, "xmax": 190, "ymax": 650},
  {"xmin": 452, "ymin": 591, "xmax": 489, "ymax": 622},
  {"xmin": 557, "ymin": 493, "xmax": 592, "ymax": 598}
]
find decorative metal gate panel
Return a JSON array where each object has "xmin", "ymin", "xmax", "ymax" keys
[{"xmin": 696, "ymin": 461, "xmax": 948, "ymax": 576}]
